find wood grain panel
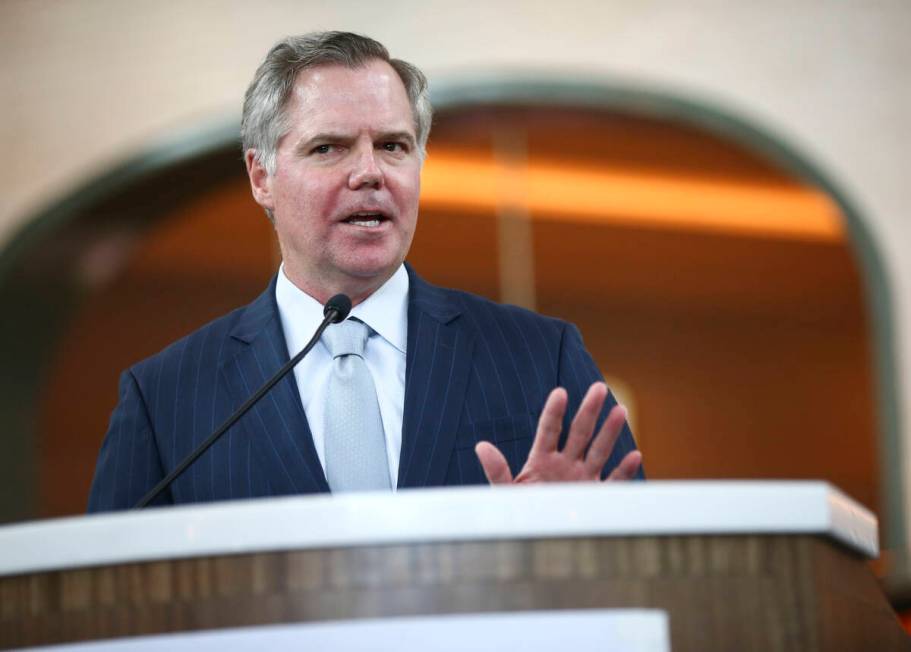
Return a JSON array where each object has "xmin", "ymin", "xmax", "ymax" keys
[{"xmin": 1, "ymin": 536, "xmax": 907, "ymax": 651}]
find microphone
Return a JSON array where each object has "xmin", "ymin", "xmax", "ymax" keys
[
  {"xmin": 323, "ymin": 293, "xmax": 352, "ymax": 324},
  {"xmin": 134, "ymin": 293, "xmax": 352, "ymax": 508}
]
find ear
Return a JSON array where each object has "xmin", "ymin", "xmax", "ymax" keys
[{"xmin": 245, "ymin": 149, "xmax": 275, "ymax": 211}]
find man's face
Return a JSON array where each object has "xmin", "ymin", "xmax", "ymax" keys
[{"xmin": 248, "ymin": 59, "xmax": 422, "ymax": 300}]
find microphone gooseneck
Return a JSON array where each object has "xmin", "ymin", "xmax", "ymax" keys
[{"xmin": 134, "ymin": 293, "xmax": 353, "ymax": 508}]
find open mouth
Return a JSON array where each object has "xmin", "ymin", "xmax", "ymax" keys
[{"xmin": 344, "ymin": 211, "xmax": 389, "ymax": 228}]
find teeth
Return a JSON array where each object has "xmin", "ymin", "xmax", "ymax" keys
[{"xmin": 346, "ymin": 211, "xmax": 384, "ymax": 227}]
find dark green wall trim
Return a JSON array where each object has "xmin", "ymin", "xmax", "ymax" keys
[
  {"xmin": 0, "ymin": 122, "xmax": 241, "ymax": 283},
  {"xmin": 0, "ymin": 123, "xmax": 242, "ymax": 524},
  {"xmin": 431, "ymin": 76, "xmax": 906, "ymax": 551},
  {"xmin": 0, "ymin": 76, "xmax": 903, "ymax": 553}
]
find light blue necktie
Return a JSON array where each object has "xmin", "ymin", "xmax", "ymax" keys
[{"xmin": 323, "ymin": 318, "xmax": 392, "ymax": 492}]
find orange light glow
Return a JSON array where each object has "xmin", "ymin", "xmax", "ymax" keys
[{"xmin": 420, "ymin": 151, "xmax": 843, "ymax": 242}]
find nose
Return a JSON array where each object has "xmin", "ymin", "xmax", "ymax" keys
[{"xmin": 348, "ymin": 146, "xmax": 383, "ymax": 190}]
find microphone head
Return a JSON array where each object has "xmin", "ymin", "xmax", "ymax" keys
[{"xmin": 324, "ymin": 294, "xmax": 352, "ymax": 323}]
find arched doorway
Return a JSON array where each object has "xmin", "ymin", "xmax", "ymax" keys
[{"xmin": 0, "ymin": 80, "xmax": 900, "ymax": 564}]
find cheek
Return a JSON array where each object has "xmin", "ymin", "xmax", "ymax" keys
[
  {"xmin": 275, "ymin": 182, "xmax": 338, "ymax": 228},
  {"xmin": 390, "ymin": 168, "xmax": 422, "ymax": 208}
]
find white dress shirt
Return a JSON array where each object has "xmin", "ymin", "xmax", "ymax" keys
[{"xmin": 275, "ymin": 264, "xmax": 408, "ymax": 489}]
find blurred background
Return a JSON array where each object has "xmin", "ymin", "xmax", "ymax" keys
[{"xmin": 1, "ymin": 0, "xmax": 909, "ymax": 615}]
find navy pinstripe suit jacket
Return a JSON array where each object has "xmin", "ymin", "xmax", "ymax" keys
[{"xmin": 88, "ymin": 266, "xmax": 641, "ymax": 511}]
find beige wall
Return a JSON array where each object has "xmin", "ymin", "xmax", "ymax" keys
[{"xmin": 2, "ymin": 0, "xmax": 910, "ymax": 532}]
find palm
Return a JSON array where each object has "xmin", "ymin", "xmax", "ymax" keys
[{"xmin": 475, "ymin": 382, "xmax": 642, "ymax": 485}]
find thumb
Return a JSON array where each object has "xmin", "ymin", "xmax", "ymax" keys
[{"xmin": 475, "ymin": 442, "xmax": 514, "ymax": 484}]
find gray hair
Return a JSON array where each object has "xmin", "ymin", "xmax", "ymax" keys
[{"xmin": 241, "ymin": 31, "xmax": 433, "ymax": 175}]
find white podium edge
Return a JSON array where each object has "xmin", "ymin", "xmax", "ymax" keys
[{"xmin": 0, "ymin": 481, "xmax": 878, "ymax": 577}]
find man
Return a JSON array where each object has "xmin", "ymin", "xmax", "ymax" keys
[{"xmin": 88, "ymin": 32, "xmax": 642, "ymax": 511}]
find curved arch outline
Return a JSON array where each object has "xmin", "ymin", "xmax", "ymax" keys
[{"xmin": 0, "ymin": 76, "xmax": 903, "ymax": 551}]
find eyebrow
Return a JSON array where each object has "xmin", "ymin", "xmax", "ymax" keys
[
  {"xmin": 378, "ymin": 131, "xmax": 417, "ymax": 148},
  {"xmin": 295, "ymin": 130, "xmax": 417, "ymax": 153}
]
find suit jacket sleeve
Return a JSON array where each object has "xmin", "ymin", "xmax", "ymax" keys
[
  {"xmin": 558, "ymin": 322, "xmax": 644, "ymax": 480},
  {"xmin": 87, "ymin": 370, "xmax": 171, "ymax": 512}
]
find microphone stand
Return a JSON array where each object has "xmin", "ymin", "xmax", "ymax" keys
[{"xmin": 134, "ymin": 295, "xmax": 351, "ymax": 508}]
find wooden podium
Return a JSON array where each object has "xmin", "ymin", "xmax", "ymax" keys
[{"xmin": 1, "ymin": 482, "xmax": 908, "ymax": 650}]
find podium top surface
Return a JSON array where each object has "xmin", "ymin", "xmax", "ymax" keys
[{"xmin": 0, "ymin": 481, "xmax": 878, "ymax": 576}]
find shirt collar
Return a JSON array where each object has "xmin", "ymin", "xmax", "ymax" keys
[
  {"xmin": 349, "ymin": 264, "xmax": 408, "ymax": 354},
  {"xmin": 275, "ymin": 264, "xmax": 409, "ymax": 355}
]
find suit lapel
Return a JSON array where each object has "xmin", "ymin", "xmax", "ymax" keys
[
  {"xmin": 220, "ymin": 279, "xmax": 330, "ymax": 495},
  {"xmin": 398, "ymin": 267, "xmax": 475, "ymax": 488}
]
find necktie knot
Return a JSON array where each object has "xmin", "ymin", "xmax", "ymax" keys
[{"xmin": 324, "ymin": 319, "xmax": 369, "ymax": 358}]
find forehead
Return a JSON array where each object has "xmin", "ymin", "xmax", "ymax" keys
[{"xmin": 285, "ymin": 60, "xmax": 415, "ymax": 136}]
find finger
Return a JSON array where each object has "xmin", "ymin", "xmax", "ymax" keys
[
  {"xmin": 605, "ymin": 450, "xmax": 642, "ymax": 482},
  {"xmin": 475, "ymin": 442, "xmax": 514, "ymax": 484},
  {"xmin": 584, "ymin": 403, "xmax": 627, "ymax": 475},
  {"xmin": 562, "ymin": 382, "xmax": 608, "ymax": 460},
  {"xmin": 528, "ymin": 387, "xmax": 568, "ymax": 456}
]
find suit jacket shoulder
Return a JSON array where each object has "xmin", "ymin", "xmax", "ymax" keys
[
  {"xmin": 88, "ymin": 279, "xmax": 302, "ymax": 511},
  {"xmin": 128, "ymin": 282, "xmax": 276, "ymax": 394},
  {"xmin": 88, "ymin": 268, "xmax": 641, "ymax": 512},
  {"xmin": 401, "ymin": 268, "xmax": 641, "ymax": 488}
]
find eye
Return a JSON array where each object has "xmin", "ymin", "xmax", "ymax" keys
[
  {"xmin": 311, "ymin": 144, "xmax": 333, "ymax": 155},
  {"xmin": 381, "ymin": 142, "xmax": 407, "ymax": 153}
]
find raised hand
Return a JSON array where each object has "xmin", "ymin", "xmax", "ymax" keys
[{"xmin": 474, "ymin": 381, "xmax": 642, "ymax": 484}]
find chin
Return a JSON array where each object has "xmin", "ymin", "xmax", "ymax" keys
[
  {"xmin": 338, "ymin": 260, "xmax": 399, "ymax": 282},
  {"xmin": 338, "ymin": 250, "xmax": 403, "ymax": 279}
]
